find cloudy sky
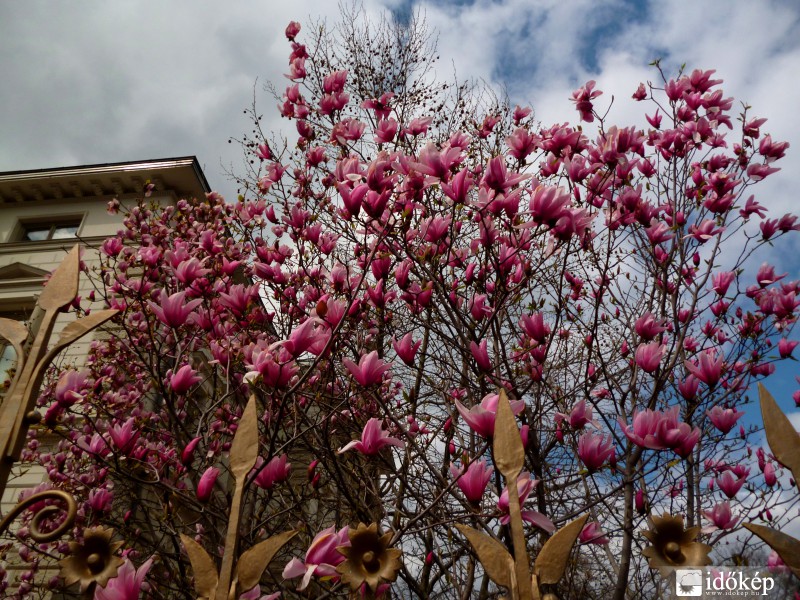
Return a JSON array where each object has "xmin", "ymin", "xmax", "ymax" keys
[{"xmin": 1, "ymin": 0, "xmax": 799, "ymax": 397}]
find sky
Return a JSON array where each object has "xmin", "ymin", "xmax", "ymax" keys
[{"xmin": 1, "ymin": 0, "xmax": 799, "ymax": 401}]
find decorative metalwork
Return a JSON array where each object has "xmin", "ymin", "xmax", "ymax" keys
[
  {"xmin": 0, "ymin": 489, "xmax": 77, "ymax": 541},
  {"xmin": 742, "ymin": 384, "xmax": 800, "ymax": 578},
  {"xmin": 0, "ymin": 245, "xmax": 119, "ymax": 592},
  {"xmin": 337, "ymin": 522, "xmax": 403, "ymax": 596},
  {"xmin": 456, "ymin": 390, "xmax": 588, "ymax": 600},
  {"xmin": 180, "ymin": 395, "xmax": 298, "ymax": 600},
  {"xmin": 0, "ymin": 244, "xmax": 118, "ymax": 493},
  {"xmin": 58, "ymin": 526, "xmax": 124, "ymax": 591},
  {"xmin": 641, "ymin": 513, "xmax": 711, "ymax": 576}
]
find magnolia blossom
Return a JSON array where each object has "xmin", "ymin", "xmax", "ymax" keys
[
  {"xmin": 343, "ymin": 350, "xmax": 392, "ymax": 386},
  {"xmin": 338, "ymin": 418, "xmax": 404, "ymax": 455},
  {"xmin": 283, "ymin": 526, "xmax": 350, "ymax": 590},
  {"xmin": 148, "ymin": 290, "xmax": 202, "ymax": 328},
  {"xmin": 706, "ymin": 406, "xmax": 744, "ymax": 434},
  {"xmin": 450, "ymin": 459, "xmax": 493, "ymax": 505},
  {"xmin": 197, "ymin": 466, "xmax": 219, "ymax": 502},
  {"xmin": 555, "ymin": 399, "xmax": 598, "ymax": 430},
  {"xmin": 392, "ymin": 332, "xmax": 421, "ymax": 365},
  {"xmin": 579, "ymin": 521, "xmax": 610, "ymax": 545},
  {"xmin": 55, "ymin": 369, "xmax": 89, "ymax": 406},
  {"xmin": 685, "ymin": 349, "xmax": 724, "ymax": 387},
  {"xmin": 168, "ymin": 364, "xmax": 202, "ymax": 394},
  {"xmin": 635, "ymin": 341, "xmax": 665, "ymax": 373},
  {"xmin": 716, "ymin": 470, "xmax": 746, "ymax": 499},
  {"xmin": 94, "ymin": 557, "xmax": 153, "ymax": 600},
  {"xmin": 577, "ymin": 431, "xmax": 615, "ymax": 472},
  {"xmin": 702, "ymin": 501, "xmax": 739, "ymax": 533},
  {"xmin": 455, "ymin": 393, "xmax": 525, "ymax": 438},
  {"xmin": 108, "ymin": 418, "xmax": 139, "ymax": 454},
  {"xmin": 252, "ymin": 454, "xmax": 292, "ymax": 489},
  {"xmin": 497, "ymin": 472, "xmax": 555, "ymax": 533},
  {"xmin": 763, "ymin": 462, "xmax": 777, "ymax": 487}
]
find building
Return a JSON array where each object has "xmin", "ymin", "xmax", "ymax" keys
[{"xmin": 0, "ymin": 157, "xmax": 211, "ymax": 592}]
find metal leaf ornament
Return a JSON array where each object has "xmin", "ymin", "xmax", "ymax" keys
[
  {"xmin": 457, "ymin": 390, "xmax": 587, "ymax": 599},
  {"xmin": 757, "ymin": 383, "xmax": 800, "ymax": 487},
  {"xmin": 0, "ymin": 245, "xmax": 118, "ymax": 492},
  {"xmin": 741, "ymin": 385, "xmax": 800, "ymax": 579},
  {"xmin": 181, "ymin": 395, "xmax": 296, "ymax": 599}
]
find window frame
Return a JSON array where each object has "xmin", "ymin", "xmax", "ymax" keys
[{"xmin": 13, "ymin": 215, "xmax": 85, "ymax": 243}]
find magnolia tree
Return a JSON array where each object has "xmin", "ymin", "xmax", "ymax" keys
[{"xmin": 6, "ymin": 11, "xmax": 800, "ymax": 600}]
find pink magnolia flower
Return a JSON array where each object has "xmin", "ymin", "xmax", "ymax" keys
[
  {"xmin": 716, "ymin": 470, "xmax": 746, "ymax": 498},
  {"xmin": 108, "ymin": 417, "xmax": 139, "ymax": 454},
  {"xmin": 252, "ymin": 454, "xmax": 292, "ymax": 489},
  {"xmin": 654, "ymin": 407, "xmax": 701, "ymax": 458},
  {"xmin": 702, "ymin": 501, "xmax": 739, "ymax": 533},
  {"xmin": 168, "ymin": 364, "xmax": 202, "ymax": 395},
  {"xmin": 343, "ymin": 351, "xmax": 392, "ymax": 386},
  {"xmin": 87, "ymin": 488, "xmax": 113, "ymax": 513},
  {"xmin": 285, "ymin": 21, "xmax": 301, "ymax": 41},
  {"xmin": 571, "ymin": 80, "xmax": 602, "ymax": 122},
  {"xmin": 634, "ymin": 312, "xmax": 666, "ymax": 340},
  {"xmin": 470, "ymin": 339, "xmax": 492, "ymax": 372},
  {"xmin": 197, "ymin": 466, "xmax": 219, "ymax": 502},
  {"xmin": 555, "ymin": 399, "xmax": 598, "ymax": 430},
  {"xmin": 392, "ymin": 333, "xmax": 421, "ymax": 366},
  {"xmin": 240, "ymin": 587, "xmax": 281, "ymax": 600},
  {"xmin": 756, "ymin": 263, "xmax": 786, "ymax": 287},
  {"xmin": 497, "ymin": 472, "xmax": 555, "ymax": 533},
  {"xmin": 706, "ymin": 406, "xmax": 744, "ymax": 434},
  {"xmin": 455, "ymin": 393, "xmax": 525, "ymax": 438},
  {"xmin": 148, "ymin": 290, "xmax": 202, "ymax": 328},
  {"xmin": 246, "ymin": 346, "xmax": 298, "ymax": 388},
  {"xmin": 174, "ymin": 257, "xmax": 211, "ymax": 284},
  {"xmin": 767, "ymin": 551, "xmax": 789, "ymax": 574},
  {"xmin": 520, "ymin": 313, "xmax": 550, "ymax": 343},
  {"xmin": 635, "ymin": 341, "xmax": 665, "ymax": 373},
  {"xmin": 338, "ymin": 418, "xmax": 405, "ymax": 455},
  {"xmin": 685, "ymin": 349, "xmax": 724, "ymax": 388},
  {"xmin": 577, "ymin": 431, "xmax": 615, "ymax": 472},
  {"xmin": 579, "ymin": 521, "xmax": 609, "ymax": 545},
  {"xmin": 678, "ymin": 375, "xmax": 700, "ymax": 400},
  {"xmin": 374, "ymin": 118, "xmax": 398, "ymax": 144},
  {"xmin": 284, "ymin": 318, "xmax": 330, "ymax": 357},
  {"xmin": 94, "ymin": 557, "xmax": 153, "ymax": 600},
  {"xmin": 450, "ymin": 459, "xmax": 493, "ymax": 505},
  {"xmin": 763, "ymin": 462, "xmax": 777, "ymax": 487},
  {"xmin": 55, "ymin": 369, "xmax": 89, "ymax": 406},
  {"xmin": 620, "ymin": 409, "xmax": 663, "ymax": 449},
  {"xmin": 181, "ymin": 437, "xmax": 201, "ymax": 465},
  {"xmin": 101, "ymin": 237, "xmax": 123, "ymax": 257},
  {"xmin": 283, "ymin": 526, "xmax": 350, "ymax": 590},
  {"xmin": 711, "ymin": 271, "xmax": 736, "ymax": 296},
  {"xmin": 778, "ymin": 338, "xmax": 799, "ymax": 358}
]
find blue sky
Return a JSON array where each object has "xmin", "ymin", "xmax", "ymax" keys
[{"xmin": 0, "ymin": 0, "xmax": 798, "ymax": 407}]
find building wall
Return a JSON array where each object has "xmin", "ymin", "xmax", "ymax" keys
[{"xmin": 0, "ymin": 158, "xmax": 210, "ymax": 595}]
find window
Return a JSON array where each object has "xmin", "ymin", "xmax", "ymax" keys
[
  {"xmin": 20, "ymin": 219, "xmax": 81, "ymax": 242},
  {"xmin": 0, "ymin": 306, "xmax": 40, "ymax": 395}
]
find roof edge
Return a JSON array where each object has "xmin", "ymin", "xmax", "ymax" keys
[{"xmin": 0, "ymin": 157, "xmax": 212, "ymax": 193}]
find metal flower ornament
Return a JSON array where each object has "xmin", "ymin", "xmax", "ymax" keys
[
  {"xmin": 180, "ymin": 395, "xmax": 298, "ymax": 600},
  {"xmin": 456, "ymin": 390, "xmax": 588, "ymax": 600}
]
